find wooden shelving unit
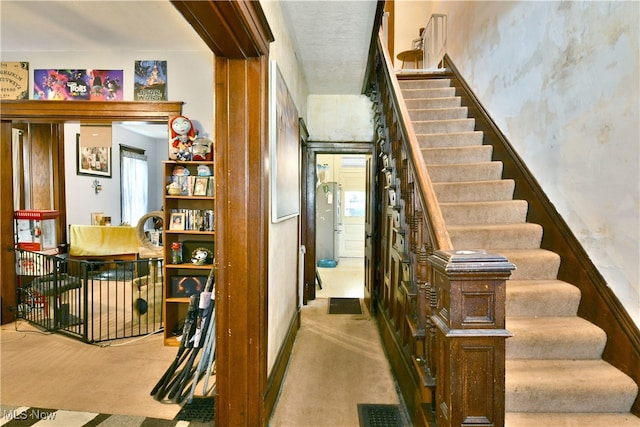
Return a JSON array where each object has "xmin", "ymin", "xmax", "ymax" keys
[{"xmin": 162, "ymin": 160, "xmax": 215, "ymax": 346}]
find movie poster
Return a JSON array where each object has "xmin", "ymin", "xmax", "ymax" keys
[
  {"xmin": 33, "ymin": 69, "xmax": 123, "ymax": 100},
  {"xmin": 0, "ymin": 61, "xmax": 29, "ymax": 100},
  {"xmin": 134, "ymin": 60, "xmax": 167, "ymax": 101}
]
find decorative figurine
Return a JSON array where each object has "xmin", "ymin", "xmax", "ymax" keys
[{"xmin": 169, "ymin": 115, "xmax": 197, "ymax": 161}]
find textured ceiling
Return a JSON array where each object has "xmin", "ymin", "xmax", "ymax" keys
[{"xmin": 0, "ymin": 0, "xmax": 379, "ymax": 96}]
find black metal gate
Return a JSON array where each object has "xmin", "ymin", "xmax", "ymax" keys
[{"xmin": 15, "ymin": 249, "xmax": 164, "ymax": 343}]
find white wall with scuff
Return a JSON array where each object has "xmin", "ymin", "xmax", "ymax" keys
[
  {"xmin": 399, "ymin": 1, "xmax": 639, "ymax": 323},
  {"xmin": 260, "ymin": 0, "xmax": 309, "ymax": 376},
  {"xmin": 307, "ymin": 94, "xmax": 374, "ymax": 142}
]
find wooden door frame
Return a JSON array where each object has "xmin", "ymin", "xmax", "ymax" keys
[{"xmin": 301, "ymin": 142, "xmax": 375, "ymax": 303}]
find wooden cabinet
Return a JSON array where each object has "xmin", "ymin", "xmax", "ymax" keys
[{"xmin": 162, "ymin": 160, "xmax": 215, "ymax": 346}]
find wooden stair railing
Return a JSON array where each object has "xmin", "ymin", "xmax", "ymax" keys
[{"xmin": 369, "ymin": 32, "xmax": 514, "ymax": 426}]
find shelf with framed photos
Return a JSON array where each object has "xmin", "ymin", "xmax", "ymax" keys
[{"xmin": 162, "ymin": 160, "xmax": 215, "ymax": 346}]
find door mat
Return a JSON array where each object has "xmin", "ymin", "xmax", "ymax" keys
[
  {"xmin": 328, "ymin": 297, "xmax": 362, "ymax": 315},
  {"xmin": 357, "ymin": 403, "xmax": 403, "ymax": 427},
  {"xmin": 174, "ymin": 396, "xmax": 214, "ymax": 423}
]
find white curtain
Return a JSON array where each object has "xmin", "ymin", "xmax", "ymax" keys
[{"xmin": 121, "ymin": 149, "xmax": 148, "ymax": 226}]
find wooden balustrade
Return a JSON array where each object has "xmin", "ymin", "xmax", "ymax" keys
[{"xmin": 369, "ymin": 32, "xmax": 512, "ymax": 426}]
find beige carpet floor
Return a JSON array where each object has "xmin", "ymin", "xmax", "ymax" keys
[{"xmin": 1, "ymin": 257, "xmax": 408, "ymax": 426}]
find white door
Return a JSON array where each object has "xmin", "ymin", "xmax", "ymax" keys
[{"xmin": 339, "ymin": 163, "xmax": 366, "ymax": 258}]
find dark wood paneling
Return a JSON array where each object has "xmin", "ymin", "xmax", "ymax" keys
[
  {"xmin": 214, "ymin": 56, "xmax": 270, "ymax": 426},
  {"xmin": 0, "ymin": 121, "xmax": 17, "ymax": 324},
  {"xmin": 443, "ymin": 54, "xmax": 640, "ymax": 415}
]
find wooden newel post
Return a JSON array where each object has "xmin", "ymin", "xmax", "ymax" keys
[{"xmin": 429, "ymin": 250, "xmax": 514, "ymax": 427}]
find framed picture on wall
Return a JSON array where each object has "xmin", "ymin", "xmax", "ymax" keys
[
  {"xmin": 269, "ymin": 61, "xmax": 300, "ymax": 222},
  {"xmin": 76, "ymin": 134, "xmax": 112, "ymax": 177}
]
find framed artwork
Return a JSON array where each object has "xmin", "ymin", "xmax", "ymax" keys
[
  {"xmin": 193, "ymin": 177, "xmax": 209, "ymax": 196},
  {"xmin": 76, "ymin": 134, "xmax": 112, "ymax": 177},
  {"xmin": 169, "ymin": 213, "xmax": 186, "ymax": 230},
  {"xmin": 270, "ymin": 61, "xmax": 300, "ymax": 222}
]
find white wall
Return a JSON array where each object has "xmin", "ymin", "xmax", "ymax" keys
[
  {"xmin": 63, "ymin": 123, "xmax": 166, "ymax": 228},
  {"xmin": 260, "ymin": 0, "xmax": 310, "ymax": 375},
  {"xmin": 2, "ymin": 47, "xmax": 214, "ymax": 237},
  {"xmin": 307, "ymin": 94, "xmax": 374, "ymax": 142},
  {"xmin": 398, "ymin": 1, "xmax": 639, "ymax": 324}
]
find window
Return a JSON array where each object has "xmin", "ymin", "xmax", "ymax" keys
[
  {"xmin": 120, "ymin": 146, "xmax": 148, "ymax": 226},
  {"xmin": 344, "ymin": 190, "xmax": 366, "ymax": 217}
]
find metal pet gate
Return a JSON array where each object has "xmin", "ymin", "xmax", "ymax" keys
[{"xmin": 15, "ymin": 248, "xmax": 164, "ymax": 343}]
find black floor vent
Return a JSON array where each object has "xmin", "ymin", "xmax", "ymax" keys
[
  {"xmin": 174, "ymin": 396, "xmax": 214, "ymax": 423},
  {"xmin": 357, "ymin": 403, "xmax": 403, "ymax": 427},
  {"xmin": 328, "ymin": 297, "xmax": 362, "ymax": 315}
]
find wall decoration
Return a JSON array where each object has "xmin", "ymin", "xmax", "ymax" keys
[
  {"xmin": 0, "ymin": 61, "xmax": 29, "ymax": 99},
  {"xmin": 33, "ymin": 69, "xmax": 123, "ymax": 100},
  {"xmin": 76, "ymin": 134, "xmax": 112, "ymax": 178},
  {"xmin": 270, "ymin": 61, "xmax": 300, "ymax": 222},
  {"xmin": 134, "ymin": 60, "xmax": 167, "ymax": 101}
]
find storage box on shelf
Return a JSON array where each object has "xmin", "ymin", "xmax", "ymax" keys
[{"xmin": 162, "ymin": 160, "xmax": 215, "ymax": 346}]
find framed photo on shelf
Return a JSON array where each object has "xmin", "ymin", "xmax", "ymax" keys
[
  {"xmin": 169, "ymin": 212, "xmax": 186, "ymax": 230},
  {"xmin": 90, "ymin": 212, "xmax": 104, "ymax": 225},
  {"xmin": 193, "ymin": 177, "xmax": 209, "ymax": 196},
  {"xmin": 170, "ymin": 275, "xmax": 207, "ymax": 298}
]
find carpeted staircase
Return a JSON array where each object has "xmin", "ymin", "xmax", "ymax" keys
[{"xmin": 399, "ymin": 78, "xmax": 640, "ymax": 426}]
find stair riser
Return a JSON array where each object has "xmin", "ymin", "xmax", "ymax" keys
[
  {"xmin": 405, "ymin": 97, "xmax": 460, "ymax": 109},
  {"xmin": 428, "ymin": 163, "xmax": 504, "ymax": 183},
  {"xmin": 496, "ymin": 251, "xmax": 561, "ymax": 280},
  {"xmin": 449, "ymin": 225, "xmax": 543, "ymax": 250},
  {"xmin": 417, "ymin": 131, "xmax": 484, "ymax": 148},
  {"xmin": 441, "ymin": 201, "xmax": 529, "ymax": 225},
  {"xmin": 399, "ymin": 79, "xmax": 451, "ymax": 89},
  {"xmin": 506, "ymin": 281, "xmax": 581, "ymax": 317},
  {"xmin": 409, "ymin": 107, "xmax": 468, "ymax": 121},
  {"xmin": 413, "ymin": 119, "xmax": 475, "ymax": 134},
  {"xmin": 433, "ymin": 181, "xmax": 515, "ymax": 203},
  {"xmin": 402, "ymin": 87, "xmax": 455, "ymax": 99},
  {"xmin": 422, "ymin": 146, "xmax": 493, "ymax": 164}
]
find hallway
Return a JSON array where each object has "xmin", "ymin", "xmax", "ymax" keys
[
  {"xmin": 0, "ymin": 258, "xmax": 408, "ymax": 426},
  {"xmin": 270, "ymin": 258, "xmax": 408, "ymax": 426}
]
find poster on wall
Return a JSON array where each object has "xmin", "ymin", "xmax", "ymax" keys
[
  {"xmin": 269, "ymin": 60, "xmax": 300, "ymax": 222},
  {"xmin": 33, "ymin": 69, "xmax": 123, "ymax": 100},
  {"xmin": 0, "ymin": 61, "xmax": 29, "ymax": 100},
  {"xmin": 134, "ymin": 60, "xmax": 167, "ymax": 101}
]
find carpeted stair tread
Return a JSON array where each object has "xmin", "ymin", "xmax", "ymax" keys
[
  {"xmin": 422, "ymin": 145, "xmax": 493, "ymax": 164},
  {"xmin": 506, "ymin": 316, "xmax": 607, "ymax": 359},
  {"xmin": 492, "ymin": 249, "xmax": 561, "ymax": 280},
  {"xmin": 448, "ymin": 223, "xmax": 543, "ymax": 249},
  {"xmin": 505, "ymin": 412, "xmax": 640, "ymax": 427},
  {"xmin": 441, "ymin": 200, "xmax": 529, "ymax": 225},
  {"xmin": 408, "ymin": 106, "xmax": 468, "ymax": 121},
  {"xmin": 506, "ymin": 359, "xmax": 638, "ymax": 413},
  {"xmin": 433, "ymin": 179, "xmax": 515, "ymax": 202},
  {"xmin": 416, "ymin": 131, "xmax": 484, "ymax": 148},
  {"xmin": 428, "ymin": 162, "xmax": 503, "ymax": 183},
  {"xmin": 401, "ymin": 87, "xmax": 456, "ymax": 99},
  {"xmin": 506, "ymin": 280, "xmax": 581, "ymax": 317},
  {"xmin": 412, "ymin": 118, "xmax": 476, "ymax": 134},
  {"xmin": 405, "ymin": 96, "xmax": 461, "ymax": 110}
]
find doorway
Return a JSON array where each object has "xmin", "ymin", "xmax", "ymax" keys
[
  {"xmin": 315, "ymin": 154, "xmax": 366, "ymax": 299},
  {"xmin": 301, "ymin": 141, "xmax": 376, "ymax": 312}
]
